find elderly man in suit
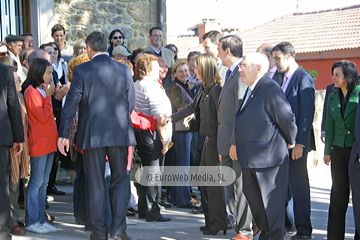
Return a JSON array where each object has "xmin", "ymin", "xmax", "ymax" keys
[
  {"xmin": 0, "ymin": 63, "xmax": 24, "ymax": 240},
  {"xmin": 58, "ymin": 32, "xmax": 136, "ymax": 240},
  {"xmin": 217, "ymin": 35, "xmax": 253, "ymax": 240},
  {"xmin": 143, "ymin": 27, "xmax": 174, "ymax": 68},
  {"xmin": 272, "ymin": 42, "xmax": 315, "ymax": 240},
  {"xmin": 230, "ymin": 52, "xmax": 297, "ymax": 240}
]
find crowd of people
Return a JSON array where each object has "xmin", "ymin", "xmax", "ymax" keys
[{"xmin": 0, "ymin": 23, "xmax": 360, "ymax": 240}]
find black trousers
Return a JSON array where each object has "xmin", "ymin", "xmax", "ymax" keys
[
  {"xmin": 327, "ymin": 146, "xmax": 352, "ymax": 239},
  {"xmin": 287, "ymin": 151, "xmax": 312, "ymax": 236},
  {"xmin": 135, "ymin": 130, "xmax": 162, "ymax": 221},
  {"xmin": 243, "ymin": 163, "xmax": 289, "ymax": 240},
  {"xmin": 200, "ymin": 136, "xmax": 227, "ymax": 231},
  {"xmin": 0, "ymin": 146, "xmax": 10, "ymax": 238},
  {"xmin": 84, "ymin": 146, "xmax": 129, "ymax": 238},
  {"xmin": 349, "ymin": 153, "xmax": 360, "ymax": 240}
]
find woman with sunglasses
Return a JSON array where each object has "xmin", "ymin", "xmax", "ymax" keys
[{"xmin": 107, "ymin": 29, "xmax": 131, "ymax": 58}]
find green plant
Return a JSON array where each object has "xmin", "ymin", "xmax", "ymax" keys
[{"xmin": 300, "ymin": 66, "xmax": 318, "ymax": 80}]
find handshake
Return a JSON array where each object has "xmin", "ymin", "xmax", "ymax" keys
[{"xmin": 154, "ymin": 114, "xmax": 172, "ymax": 126}]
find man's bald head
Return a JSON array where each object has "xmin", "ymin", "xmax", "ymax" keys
[
  {"xmin": 28, "ymin": 49, "xmax": 51, "ymax": 66},
  {"xmin": 256, "ymin": 43, "xmax": 275, "ymax": 70}
]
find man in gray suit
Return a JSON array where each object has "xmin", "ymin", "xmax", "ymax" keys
[
  {"xmin": 0, "ymin": 63, "xmax": 24, "ymax": 240},
  {"xmin": 230, "ymin": 52, "xmax": 297, "ymax": 240},
  {"xmin": 217, "ymin": 35, "xmax": 253, "ymax": 240},
  {"xmin": 143, "ymin": 27, "xmax": 174, "ymax": 68},
  {"xmin": 58, "ymin": 32, "xmax": 136, "ymax": 240}
]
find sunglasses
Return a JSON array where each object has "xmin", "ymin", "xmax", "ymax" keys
[
  {"xmin": 112, "ymin": 36, "xmax": 123, "ymax": 40},
  {"xmin": 0, "ymin": 51, "xmax": 9, "ymax": 56},
  {"xmin": 53, "ymin": 47, "xmax": 58, "ymax": 51}
]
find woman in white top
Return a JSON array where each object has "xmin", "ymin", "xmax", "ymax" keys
[{"xmin": 134, "ymin": 53, "xmax": 172, "ymax": 222}]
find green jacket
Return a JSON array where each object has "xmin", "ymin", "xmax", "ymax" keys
[{"xmin": 325, "ymin": 85, "xmax": 360, "ymax": 155}]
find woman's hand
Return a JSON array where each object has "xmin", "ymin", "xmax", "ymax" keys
[
  {"xmin": 324, "ymin": 155, "xmax": 331, "ymax": 165},
  {"xmin": 183, "ymin": 114, "xmax": 194, "ymax": 127},
  {"xmin": 161, "ymin": 140, "xmax": 169, "ymax": 154}
]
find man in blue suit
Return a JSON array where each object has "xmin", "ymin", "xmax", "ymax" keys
[
  {"xmin": 230, "ymin": 52, "xmax": 297, "ymax": 239},
  {"xmin": 58, "ymin": 32, "xmax": 136, "ymax": 240},
  {"xmin": 272, "ymin": 42, "xmax": 315, "ymax": 240}
]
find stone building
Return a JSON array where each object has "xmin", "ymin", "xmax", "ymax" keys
[{"xmin": 1, "ymin": 0, "xmax": 167, "ymax": 52}]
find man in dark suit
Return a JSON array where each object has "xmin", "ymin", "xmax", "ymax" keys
[
  {"xmin": 229, "ymin": 52, "xmax": 297, "ymax": 239},
  {"xmin": 58, "ymin": 32, "xmax": 136, "ymax": 240},
  {"xmin": 0, "ymin": 63, "xmax": 24, "ymax": 240},
  {"xmin": 272, "ymin": 42, "xmax": 315, "ymax": 240},
  {"xmin": 217, "ymin": 35, "xmax": 253, "ymax": 240}
]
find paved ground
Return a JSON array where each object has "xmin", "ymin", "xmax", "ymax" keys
[{"xmin": 12, "ymin": 165, "xmax": 356, "ymax": 240}]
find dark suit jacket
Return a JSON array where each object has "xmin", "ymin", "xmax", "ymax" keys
[
  {"xmin": 350, "ymin": 92, "xmax": 360, "ymax": 165},
  {"xmin": 59, "ymin": 54, "xmax": 136, "ymax": 150},
  {"xmin": 233, "ymin": 76, "xmax": 297, "ymax": 168},
  {"xmin": 0, "ymin": 63, "xmax": 24, "ymax": 146},
  {"xmin": 325, "ymin": 85, "xmax": 360, "ymax": 155},
  {"xmin": 217, "ymin": 65, "xmax": 247, "ymax": 156},
  {"xmin": 284, "ymin": 67, "xmax": 315, "ymax": 153},
  {"xmin": 321, "ymin": 83, "xmax": 335, "ymax": 132}
]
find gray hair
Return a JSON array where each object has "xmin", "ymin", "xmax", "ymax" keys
[
  {"xmin": 245, "ymin": 52, "xmax": 269, "ymax": 75},
  {"xmin": 85, "ymin": 31, "xmax": 107, "ymax": 52}
]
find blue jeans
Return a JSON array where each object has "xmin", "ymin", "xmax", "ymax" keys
[
  {"xmin": 26, "ymin": 152, "xmax": 55, "ymax": 225},
  {"xmin": 171, "ymin": 132, "xmax": 193, "ymax": 207}
]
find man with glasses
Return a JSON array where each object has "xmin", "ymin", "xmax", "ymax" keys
[
  {"xmin": 144, "ymin": 27, "xmax": 174, "ymax": 67},
  {"xmin": 21, "ymin": 33, "xmax": 35, "ymax": 49}
]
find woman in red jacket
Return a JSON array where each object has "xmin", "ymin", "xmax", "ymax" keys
[{"xmin": 23, "ymin": 58, "xmax": 59, "ymax": 234}]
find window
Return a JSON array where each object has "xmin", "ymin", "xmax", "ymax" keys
[{"xmin": 0, "ymin": 0, "xmax": 23, "ymax": 42}]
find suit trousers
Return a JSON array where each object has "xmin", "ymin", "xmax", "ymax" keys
[
  {"xmin": 84, "ymin": 146, "xmax": 129, "ymax": 238},
  {"xmin": 327, "ymin": 146, "xmax": 352, "ymax": 239},
  {"xmin": 9, "ymin": 177, "xmax": 20, "ymax": 228},
  {"xmin": 200, "ymin": 136, "xmax": 227, "ymax": 231},
  {"xmin": 349, "ymin": 155, "xmax": 360, "ymax": 240},
  {"xmin": 221, "ymin": 155, "xmax": 252, "ymax": 236},
  {"xmin": 135, "ymin": 130, "xmax": 162, "ymax": 221},
  {"xmin": 288, "ymin": 152, "xmax": 312, "ymax": 236},
  {"xmin": 0, "ymin": 146, "xmax": 10, "ymax": 231},
  {"xmin": 243, "ymin": 163, "xmax": 289, "ymax": 240}
]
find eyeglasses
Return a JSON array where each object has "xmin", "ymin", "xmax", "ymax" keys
[
  {"xmin": 24, "ymin": 40, "xmax": 35, "ymax": 43},
  {"xmin": 112, "ymin": 36, "xmax": 123, "ymax": 40},
  {"xmin": 15, "ymin": 79, "xmax": 22, "ymax": 84},
  {"xmin": 53, "ymin": 47, "xmax": 58, "ymax": 51},
  {"xmin": 151, "ymin": 35, "xmax": 163, "ymax": 38},
  {"xmin": 0, "ymin": 51, "xmax": 9, "ymax": 56},
  {"xmin": 239, "ymin": 64, "xmax": 250, "ymax": 70}
]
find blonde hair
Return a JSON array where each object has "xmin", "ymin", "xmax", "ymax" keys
[
  {"xmin": 67, "ymin": 53, "xmax": 90, "ymax": 82},
  {"xmin": 195, "ymin": 53, "xmax": 222, "ymax": 88},
  {"xmin": 171, "ymin": 60, "xmax": 189, "ymax": 80}
]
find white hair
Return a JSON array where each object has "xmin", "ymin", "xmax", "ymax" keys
[{"xmin": 244, "ymin": 52, "xmax": 269, "ymax": 75}]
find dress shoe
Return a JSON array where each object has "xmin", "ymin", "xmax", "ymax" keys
[
  {"xmin": 285, "ymin": 228, "xmax": 297, "ymax": 235},
  {"xmin": 252, "ymin": 225, "xmax": 260, "ymax": 237},
  {"xmin": 190, "ymin": 205, "xmax": 204, "ymax": 214},
  {"xmin": 227, "ymin": 219, "xmax": 234, "ymax": 229},
  {"xmin": 126, "ymin": 210, "xmax": 135, "ymax": 216},
  {"xmin": 127, "ymin": 207, "xmax": 138, "ymax": 214},
  {"xmin": 291, "ymin": 233, "xmax": 312, "ymax": 239},
  {"xmin": 231, "ymin": 233, "xmax": 252, "ymax": 240},
  {"xmin": 90, "ymin": 232, "xmax": 108, "ymax": 240},
  {"xmin": 202, "ymin": 228, "xmax": 227, "ymax": 235},
  {"xmin": 158, "ymin": 200, "xmax": 171, "ymax": 208},
  {"xmin": 109, "ymin": 233, "xmax": 132, "ymax": 240},
  {"xmin": 199, "ymin": 225, "xmax": 209, "ymax": 231},
  {"xmin": 146, "ymin": 215, "xmax": 171, "ymax": 222},
  {"xmin": 10, "ymin": 225, "xmax": 26, "ymax": 235},
  {"xmin": 47, "ymin": 186, "xmax": 65, "ymax": 195}
]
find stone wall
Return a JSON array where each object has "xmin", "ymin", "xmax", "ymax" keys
[{"xmin": 53, "ymin": 0, "xmax": 166, "ymax": 52}]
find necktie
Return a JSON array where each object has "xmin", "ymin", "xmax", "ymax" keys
[
  {"xmin": 281, "ymin": 76, "xmax": 288, "ymax": 92},
  {"xmin": 225, "ymin": 69, "xmax": 232, "ymax": 82},
  {"xmin": 241, "ymin": 88, "xmax": 252, "ymax": 110}
]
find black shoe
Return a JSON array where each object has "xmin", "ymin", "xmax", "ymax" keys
[
  {"xmin": 158, "ymin": 201, "xmax": 171, "ymax": 208},
  {"xmin": 199, "ymin": 225, "xmax": 209, "ymax": 231},
  {"xmin": 47, "ymin": 186, "xmax": 65, "ymax": 195},
  {"xmin": 90, "ymin": 232, "xmax": 108, "ymax": 240},
  {"xmin": 146, "ymin": 215, "xmax": 171, "ymax": 222},
  {"xmin": 191, "ymin": 205, "xmax": 204, "ymax": 214},
  {"xmin": 127, "ymin": 207, "xmax": 138, "ymax": 214},
  {"xmin": 202, "ymin": 229, "xmax": 227, "ymax": 235},
  {"xmin": 178, "ymin": 203, "xmax": 197, "ymax": 209},
  {"xmin": 126, "ymin": 210, "xmax": 135, "ymax": 217},
  {"xmin": 291, "ymin": 233, "xmax": 312, "ymax": 239},
  {"xmin": 110, "ymin": 233, "xmax": 132, "ymax": 240}
]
